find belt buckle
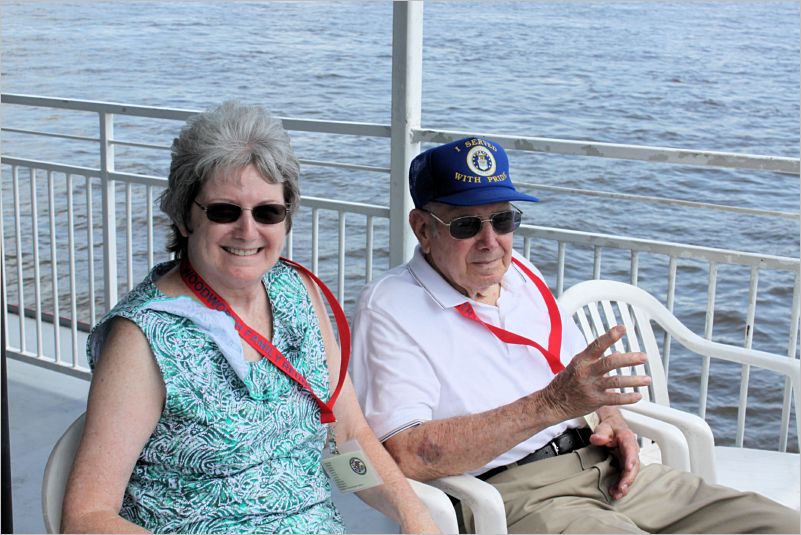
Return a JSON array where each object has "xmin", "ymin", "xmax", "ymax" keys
[{"xmin": 550, "ymin": 440, "xmax": 560, "ymax": 455}]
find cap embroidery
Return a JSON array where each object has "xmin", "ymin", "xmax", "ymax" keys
[{"xmin": 466, "ymin": 146, "xmax": 497, "ymax": 177}]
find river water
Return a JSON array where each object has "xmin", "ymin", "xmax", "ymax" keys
[{"xmin": 1, "ymin": 1, "xmax": 799, "ymax": 448}]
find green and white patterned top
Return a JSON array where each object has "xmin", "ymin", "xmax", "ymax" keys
[{"xmin": 87, "ymin": 260, "xmax": 345, "ymax": 534}]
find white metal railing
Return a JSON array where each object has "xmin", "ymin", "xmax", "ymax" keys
[
  {"xmin": 413, "ymin": 128, "xmax": 801, "ymax": 175},
  {"xmin": 2, "ymin": 91, "xmax": 799, "ymax": 452}
]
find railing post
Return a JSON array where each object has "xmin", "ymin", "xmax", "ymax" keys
[
  {"xmin": 99, "ymin": 111, "xmax": 118, "ymax": 311},
  {"xmin": 389, "ymin": 0, "xmax": 423, "ymax": 266}
]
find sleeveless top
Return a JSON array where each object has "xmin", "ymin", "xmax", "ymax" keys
[{"xmin": 87, "ymin": 260, "xmax": 345, "ymax": 534}]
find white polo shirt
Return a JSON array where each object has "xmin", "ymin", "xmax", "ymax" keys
[{"xmin": 351, "ymin": 247, "xmax": 588, "ymax": 475}]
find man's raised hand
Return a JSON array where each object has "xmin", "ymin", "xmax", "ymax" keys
[{"xmin": 538, "ymin": 325, "xmax": 651, "ymax": 421}]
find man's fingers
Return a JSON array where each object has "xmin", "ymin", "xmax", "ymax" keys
[
  {"xmin": 612, "ymin": 449, "xmax": 640, "ymax": 500},
  {"xmin": 601, "ymin": 391, "xmax": 643, "ymax": 407},
  {"xmin": 596, "ymin": 351, "xmax": 648, "ymax": 375},
  {"xmin": 584, "ymin": 325, "xmax": 626, "ymax": 359},
  {"xmin": 602, "ymin": 373, "xmax": 651, "ymax": 391}
]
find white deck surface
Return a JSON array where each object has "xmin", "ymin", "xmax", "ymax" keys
[{"xmin": 6, "ymin": 358, "xmax": 399, "ymax": 533}]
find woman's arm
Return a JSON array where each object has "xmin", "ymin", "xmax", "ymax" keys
[
  {"xmin": 61, "ymin": 318, "xmax": 165, "ymax": 533},
  {"xmin": 301, "ymin": 275, "xmax": 440, "ymax": 533}
]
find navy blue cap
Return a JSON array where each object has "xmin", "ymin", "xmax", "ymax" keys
[{"xmin": 409, "ymin": 137, "xmax": 539, "ymax": 208}]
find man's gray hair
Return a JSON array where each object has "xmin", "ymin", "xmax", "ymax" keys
[{"xmin": 159, "ymin": 100, "xmax": 300, "ymax": 257}]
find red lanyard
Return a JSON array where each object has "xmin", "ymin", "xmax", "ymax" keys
[
  {"xmin": 454, "ymin": 257, "xmax": 565, "ymax": 375},
  {"xmin": 179, "ymin": 258, "xmax": 349, "ymax": 424}
]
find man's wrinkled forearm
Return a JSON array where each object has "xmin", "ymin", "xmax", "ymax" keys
[{"xmin": 384, "ymin": 392, "xmax": 564, "ymax": 481}]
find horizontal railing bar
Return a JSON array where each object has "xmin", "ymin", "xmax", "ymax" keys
[
  {"xmin": 298, "ymin": 158, "xmax": 390, "ymax": 174},
  {"xmin": 280, "ymin": 118, "xmax": 391, "ymax": 138},
  {"xmin": 518, "ymin": 224, "xmax": 799, "ymax": 271},
  {"xmin": 1, "ymin": 156, "xmax": 100, "ymax": 178},
  {"xmin": 4, "ymin": 127, "xmax": 171, "ymax": 153},
  {"xmin": 4, "ymin": 97, "xmax": 797, "ymax": 224},
  {"xmin": 6, "ymin": 351, "xmax": 92, "ymax": 381},
  {"xmin": 1, "ymin": 127, "xmax": 97, "ymax": 143},
  {"xmin": 413, "ymin": 128, "xmax": 800, "ymax": 175},
  {"xmin": 0, "ymin": 158, "xmax": 166, "ymax": 187},
  {"xmin": 2, "ymin": 93, "xmax": 392, "ymax": 138},
  {"xmin": 7, "ymin": 156, "xmax": 791, "ymax": 222},
  {"xmin": 107, "ymin": 171, "xmax": 166, "ymax": 187},
  {"xmin": 6, "ymin": 304, "xmax": 92, "ymax": 333},
  {"xmin": 301, "ymin": 196, "xmax": 389, "ymax": 218},
  {"xmin": 3, "ymin": 153, "xmax": 388, "ymax": 181},
  {"xmin": 520, "ymin": 182, "xmax": 799, "ymax": 220},
  {"xmin": 110, "ymin": 139, "xmax": 171, "ymax": 151},
  {"xmin": 5, "ymin": 95, "xmax": 796, "ymax": 175},
  {"xmin": 1, "ymin": 93, "xmax": 197, "ymax": 121},
  {"xmin": 3, "ymin": 160, "xmax": 797, "ymax": 274}
]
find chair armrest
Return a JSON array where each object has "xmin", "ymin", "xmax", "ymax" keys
[
  {"xmin": 619, "ymin": 407, "xmax": 691, "ymax": 472},
  {"xmin": 428, "ymin": 474, "xmax": 508, "ymax": 534},
  {"xmin": 624, "ymin": 400, "xmax": 717, "ymax": 484},
  {"xmin": 406, "ymin": 478, "xmax": 460, "ymax": 534}
]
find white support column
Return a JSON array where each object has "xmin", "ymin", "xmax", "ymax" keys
[
  {"xmin": 99, "ymin": 111, "xmax": 118, "ymax": 311},
  {"xmin": 389, "ymin": 0, "xmax": 423, "ymax": 266}
]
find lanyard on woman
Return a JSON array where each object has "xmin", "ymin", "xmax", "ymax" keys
[
  {"xmin": 179, "ymin": 257, "xmax": 349, "ymax": 424},
  {"xmin": 453, "ymin": 257, "xmax": 565, "ymax": 375}
]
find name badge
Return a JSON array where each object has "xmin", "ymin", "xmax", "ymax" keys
[{"xmin": 322, "ymin": 439, "xmax": 383, "ymax": 493}]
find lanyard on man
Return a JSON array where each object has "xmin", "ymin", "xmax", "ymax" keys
[{"xmin": 454, "ymin": 257, "xmax": 565, "ymax": 375}]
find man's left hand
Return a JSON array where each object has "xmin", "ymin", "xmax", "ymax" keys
[{"xmin": 589, "ymin": 407, "xmax": 640, "ymax": 500}]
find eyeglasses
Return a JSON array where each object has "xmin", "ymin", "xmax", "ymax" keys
[
  {"xmin": 193, "ymin": 200, "xmax": 290, "ymax": 225},
  {"xmin": 424, "ymin": 206, "xmax": 523, "ymax": 240}
]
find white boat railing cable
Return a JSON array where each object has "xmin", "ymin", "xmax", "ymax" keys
[
  {"xmin": 515, "ymin": 183, "xmax": 797, "ymax": 220},
  {"xmin": 413, "ymin": 128, "xmax": 801, "ymax": 175},
  {"xmin": 2, "ymin": 13, "xmax": 800, "ymax": 455}
]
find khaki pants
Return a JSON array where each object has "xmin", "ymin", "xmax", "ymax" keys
[{"xmin": 462, "ymin": 446, "xmax": 799, "ymax": 534}]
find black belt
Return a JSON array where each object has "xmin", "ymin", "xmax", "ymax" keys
[{"xmin": 478, "ymin": 427, "xmax": 592, "ymax": 481}]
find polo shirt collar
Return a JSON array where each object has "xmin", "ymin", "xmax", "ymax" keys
[{"xmin": 407, "ymin": 246, "xmax": 528, "ymax": 310}]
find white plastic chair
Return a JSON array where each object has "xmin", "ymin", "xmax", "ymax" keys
[
  {"xmin": 427, "ymin": 474, "xmax": 508, "ymax": 534},
  {"xmin": 42, "ymin": 412, "xmax": 85, "ymax": 533},
  {"xmin": 405, "ymin": 479, "xmax": 459, "ymax": 533},
  {"xmin": 558, "ymin": 279, "xmax": 801, "ymax": 510},
  {"xmin": 42, "ymin": 413, "xmax": 459, "ymax": 534}
]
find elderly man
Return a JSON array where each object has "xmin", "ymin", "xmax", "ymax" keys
[{"xmin": 351, "ymin": 137, "xmax": 799, "ymax": 533}]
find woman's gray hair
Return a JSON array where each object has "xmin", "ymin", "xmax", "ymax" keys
[{"xmin": 159, "ymin": 100, "xmax": 300, "ymax": 257}]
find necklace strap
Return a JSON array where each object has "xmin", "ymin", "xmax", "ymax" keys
[
  {"xmin": 453, "ymin": 257, "xmax": 565, "ymax": 375},
  {"xmin": 179, "ymin": 258, "xmax": 349, "ymax": 424}
]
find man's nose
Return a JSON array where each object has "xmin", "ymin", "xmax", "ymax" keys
[{"xmin": 474, "ymin": 219, "xmax": 498, "ymax": 244}]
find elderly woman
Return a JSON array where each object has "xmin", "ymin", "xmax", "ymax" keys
[{"xmin": 61, "ymin": 101, "xmax": 438, "ymax": 534}]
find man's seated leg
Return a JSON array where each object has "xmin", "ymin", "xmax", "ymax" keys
[
  {"xmin": 615, "ymin": 462, "xmax": 800, "ymax": 534},
  {"xmin": 468, "ymin": 446, "xmax": 645, "ymax": 533},
  {"xmin": 467, "ymin": 445, "xmax": 800, "ymax": 534}
]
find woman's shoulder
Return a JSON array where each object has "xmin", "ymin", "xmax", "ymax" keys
[
  {"xmin": 109, "ymin": 261, "xmax": 177, "ymax": 318},
  {"xmin": 87, "ymin": 261, "xmax": 179, "ymax": 368}
]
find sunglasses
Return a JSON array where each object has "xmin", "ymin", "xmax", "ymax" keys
[
  {"xmin": 193, "ymin": 200, "xmax": 290, "ymax": 225},
  {"xmin": 425, "ymin": 206, "xmax": 523, "ymax": 240}
]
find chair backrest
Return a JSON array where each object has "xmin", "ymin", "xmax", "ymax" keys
[
  {"xmin": 559, "ymin": 279, "xmax": 801, "ymax": 442},
  {"xmin": 558, "ymin": 280, "xmax": 674, "ymax": 406},
  {"xmin": 42, "ymin": 412, "xmax": 86, "ymax": 534}
]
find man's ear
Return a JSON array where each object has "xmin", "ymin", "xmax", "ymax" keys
[{"xmin": 409, "ymin": 209, "xmax": 432, "ymax": 254}]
